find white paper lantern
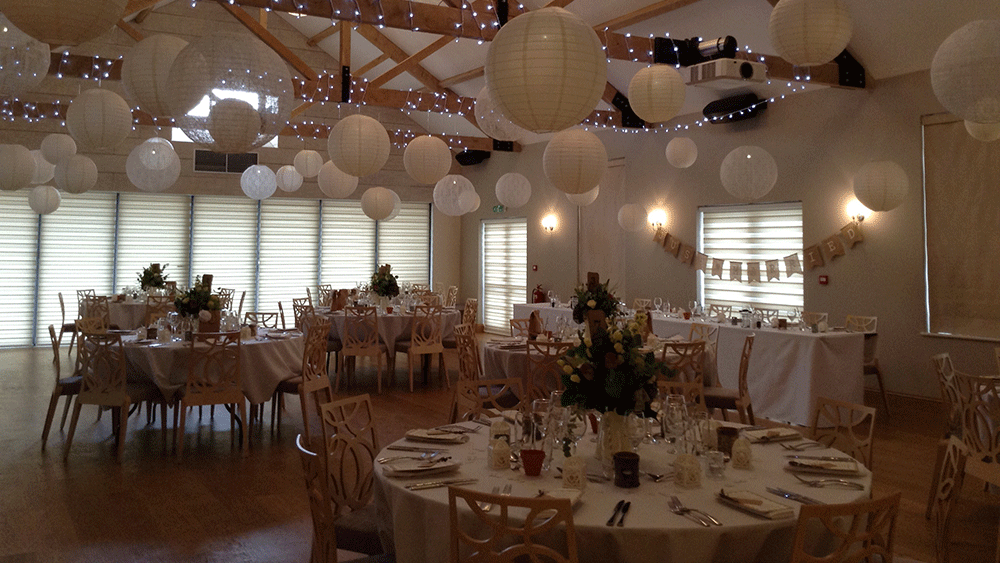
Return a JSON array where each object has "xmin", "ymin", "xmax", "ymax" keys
[
  {"xmin": 65, "ymin": 89, "xmax": 132, "ymax": 151},
  {"xmin": 361, "ymin": 187, "xmax": 397, "ymax": 221},
  {"xmin": 965, "ymin": 120, "xmax": 1000, "ymax": 142},
  {"xmin": 29, "ymin": 150, "xmax": 54, "ymax": 184},
  {"xmin": 474, "ymin": 86, "xmax": 529, "ymax": 142},
  {"xmin": 241, "ymin": 165, "xmax": 277, "ymax": 201},
  {"xmin": 54, "ymin": 154, "xmax": 98, "ymax": 194},
  {"xmin": 40, "ymin": 133, "xmax": 76, "ymax": 165},
  {"xmin": 136, "ymin": 137, "xmax": 175, "ymax": 171},
  {"xmin": 403, "ymin": 135, "xmax": 452, "ymax": 184},
  {"xmin": 126, "ymin": 142, "xmax": 180, "ymax": 193},
  {"xmin": 543, "ymin": 129, "xmax": 608, "ymax": 195},
  {"xmin": 665, "ymin": 137, "xmax": 698, "ymax": 168},
  {"xmin": 485, "ymin": 8, "xmax": 607, "ymax": 133},
  {"xmin": 28, "ymin": 184, "xmax": 59, "ymax": 214},
  {"xmin": 327, "ymin": 114, "xmax": 390, "ymax": 177},
  {"xmin": 458, "ymin": 189, "xmax": 481, "ymax": 214},
  {"xmin": 317, "ymin": 160, "xmax": 358, "ymax": 199},
  {"xmin": 566, "ymin": 185, "xmax": 599, "ymax": 206},
  {"xmin": 618, "ymin": 204, "xmax": 647, "ymax": 232},
  {"xmin": 0, "ymin": 0, "xmax": 127, "ymax": 46},
  {"xmin": 121, "ymin": 35, "xmax": 188, "ymax": 117},
  {"xmin": 276, "ymin": 165, "xmax": 304, "ymax": 192},
  {"xmin": 434, "ymin": 175, "xmax": 475, "ymax": 216},
  {"xmin": 207, "ymin": 98, "xmax": 263, "ymax": 154},
  {"xmin": 385, "ymin": 191, "xmax": 403, "ymax": 221},
  {"xmin": 0, "ymin": 15, "xmax": 49, "ymax": 97},
  {"xmin": 495, "ymin": 172, "xmax": 531, "ymax": 208},
  {"xmin": 931, "ymin": 21, "xmax": 1000, "ymax": 124},
  {"xmin": 853, "ymin": 161, "xmax": 908, "ymax": 212},
  {"xmin": 720, "ymin": 146, "xmax": 778, "ymax": 201},
  {"xmin": 628, "ymin": 65, "xmax": 686, "ymax": 123},
  {"xmin": 768, "ymin": 0, "xmax": 852, "ymax": 67},
  {"xmin": 293, "ymin": 149, "xmax": 323, "ymax": 178},
  {"xmin": 0, "ymin": 144, "xmax": 34, "ymax": 191}
]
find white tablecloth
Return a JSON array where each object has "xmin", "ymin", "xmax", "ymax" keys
[
  {"xmin": 481, "ymin": 341, "xmax": 529, "ymax": 381},
  {"xmin": 326, "ymin": 308, "xmax": 462, "ymax": 345},
  {"xmin": 108, "ymin": 301, "xmax": 147, "ymax": 330},
  {"xmin": 374, "ymin": 422, "xmax": 871, "ymax": 563}
]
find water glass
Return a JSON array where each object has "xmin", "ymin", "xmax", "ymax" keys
[
  {"xmin": 705, "ymin": 450, "xmax": 726, "ymax": 480},
  {"xmin": 653, "ymin": 297, "xmax": 663, "ymax": 312}
]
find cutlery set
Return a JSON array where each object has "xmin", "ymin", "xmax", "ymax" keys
[
  {"xmin": 766, "ymin": 487, "xmax": 823, "ymax": 505},
  {"xmin": 668, "ymin": 496, "xmax": 720, "ymax": 527},
  {"xmin": 404, "ymin": 478, "xmax": 478, "ymax": 491},
  {"xmin": 605, "ymin": 499, "xmax": 631, "ymax": 527}
]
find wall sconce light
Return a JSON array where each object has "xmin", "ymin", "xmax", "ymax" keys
[
  {"xmin": 647, "ymin": 208, "xmax": 667, "ymax": 229},
  {"xmin": 541, "ymin": 214, "xmax": 557, "ymax": 233},
  {"xmin": 845, "ymin": 199, "xmax": 871, "ymax": 223}
]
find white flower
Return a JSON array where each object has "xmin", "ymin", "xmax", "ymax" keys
[{"xmin": 198, "ymin": 309, "xmax": 212, "ymax": 322}]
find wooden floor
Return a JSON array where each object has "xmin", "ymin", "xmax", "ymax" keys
[{"xmin": 0, "ymin": 343, "xmax": 994, "ymax": 562}]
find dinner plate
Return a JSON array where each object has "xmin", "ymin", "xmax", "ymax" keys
[
  {"xmin": 382, "ymin": 457, "xmax": 461, "ymax": 478},
  {"xmin": 405, "ymin": 429, "xmax": 470, "ymax": 444},
  {"xmin": 541, "ymin": 488, "xmax": 584, "ymax": 507},
  {"xmin": 786, "ymin": 458, "xmax": 861, "ymax": 476},
  {"xmin": 744, "ymin": 428, "xmax": 801, "ymax": 443},
  {"xmin": 717, "ymin": 489, "xmax": 794, "ymax": 519}
]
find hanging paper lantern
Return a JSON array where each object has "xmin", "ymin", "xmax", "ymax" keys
[
  {"xmin": 135, "ymin": 137, "xmax": 176, "ymax": 171},
  {"xmin": 543, "ymin": 129, "xmax": 608, "ymax": 195},
  {"xmin": 121, "ymin": 35, "xmax": 188, "ymax": 117},
  {"xmin": 433, "ymin": 175, "xmax": 475, "ymax": 216},
  {"xmin": 931, "ymin": 21, "xmax": 1000, "ymax": 124},
  {"xmin": 566, "ymin": 185, "xmax": 599, "ymax": 206},
  {"xmin": 720, "ymin": 146, "xmax": 778, "ymax": 201},
  {"xmin": 495, "ymin": 172, "xmax": 531, "ymax": 209},
  {"xmin": 0, "ymin": 144, "xmax": 35, "ymax": 191},
  {"xmin": 0, "ymin": 0, "xmax": 127, "ymax": 46},
  {"xmin": 40, "ymin": 133, "xmax": 76, "ymax": 165},
  {"xmin": 628, "ymin": 65, "xmax": 686, "ymax": 123},
  {"xmin": 317, "ymin": 160, "xmax": 358, "ymax": 199},
  {"xmin": 54, "ymin": 154, "xmax": 98, "ymax": 195},
  {"xmin": 0, "ymin": 15, "xmax": 49, "ymax": 97},
  {"xmin": 618, "ymin": 204, "xmax": 647, "ymax": 232},
  {"xmin": 293, "ymin": 149, "xmax": 323, "ymax": 178},
  {"xmin": 276, "ymin": 165, "xmax": 304, "ymax": 192},
  {"xmin": 28, "ymin": 184, "xmax": 60, "ymax": 214},
  {"xmin": 126, "ymin": 143, "xmax": 180, "ymax": 193},
  {"xmin": 384, "ymin": 190, "xmax": 403, "ymax": 221},
  {"xmin": 327, "ymin": 114, "xmax": 390, "ymax": 177},
  {"xmin": 458, "ymin": 189, "xmax": 481, "ymax": 214},
  {"xmin": 768, "ymin": 0, "xmax": 852, "ymax": 67},
  {"xmin": 965, "ymin": 121, "xmax": 1000, "ymax": 142},
  {"xmin": 665, "ymin": 137, "xmax": 698, "ymax": 168},
  {"xmin": 29, "ymin": 150, "xmax": 54, "ymax": 184},
  {"xmin": 207, "ymin": 98, "xmax": 263, "ymax": 154},
  {"xmin": 361, "ymin": 187, "xmax": 397, "ymax": 221},
  {"xmin": 65, "ymin": 89, "xmax": 132, "ymax": 151},
  {"xmin": 474, "ymin": 86, "xmax": 529, "ymax": 142},
  {"xmin": 485, "ymin": 8, "xmax": 607, "ymax": 133},
  {"xmin": 403, "ymin": 135, "xmax": 452, "ymax": 184},
  {"xmin": 241, "ymin": 165, "xmax": 277, "ymax": 201},
  {"xmin": 853, "ymin": 161, "xmax": 908, "ymax": 212}
]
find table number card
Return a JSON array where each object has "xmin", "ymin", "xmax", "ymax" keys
[{"xmin": 674, "ymin": 453, "xmax": 702, "ymax": 488}]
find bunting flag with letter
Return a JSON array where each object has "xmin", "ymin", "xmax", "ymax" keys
[
  {"xmin": 694, "ymin": 252, "xmax": 709, "ymax": 271},
  {"xmin": 804, "ymin": 245, "xmax": 825, "ymax": 269},
  {"xmin": 766, "ymin": 259, "xmax": 781, "ymax": 281},
  {"xmin": 841, "ymin": 222, "xmax": 864, "ymax": 247},
  {"xmin": 679, "ymin": 244, "xmax": 695, "ymax": 265},
  {"xmin": 784, "ymin": 253, "xmax": 802, "ymax": 277},
  {"xmin": 822, "ymin": 234, "xmax": 846, "ymax": 259},
  {"xmin": 747, "ymin": 261, "xmax": 761, "ymax": 284},
  {"xmin": 664, "ymin": 234, "xmax": 681, "ymax": 257},
  {"xmin": 711, "ymin": 257, "xmax": 725, "ymax": 279},
  {"xmin": 729, "ymin": 261, "xmax": 743, "ymax": 282}
]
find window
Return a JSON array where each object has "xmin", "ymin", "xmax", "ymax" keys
[
  {"xmin": 378, "ymin": 203, "xmax": 431, "ymax": 286},
  {"xmin": 482, "ymin": 218, "xmax": 527, "ymax": 334},
  {"xmin": 698, "ymin": 202, "xmax": 803, "ymax": 313},
  {"xmin": 259, "ymin": 198, "xmax": 319, "ymax": 311},
  {"xmin": 115, "ymin": 193, "xmax": 191, "ymax": 291},
  {"xmin": 190, "ymin": 196, "xmax": 259, "ymax": 312},
  {"xmin": 0, "ymin": 191, "xmax": 38, "ymax": 346},
  {"xmin": 321, "ymin": 200, "xmax": 375, "ymax": 289}
]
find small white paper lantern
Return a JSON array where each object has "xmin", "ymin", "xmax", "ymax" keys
[
  {"xmin": 566, "ymin": 185, "xmax": 599, "ymax": 206},
  {"xmin": 121, "ymin": 35, "xmax": 189, "ymax": 116},
  {"xmin": 543, "ymin": 129, "xmax": 608, "ymax": 195},
  {"xmin": 207, "ymin": 98, "xmax": 263, "ymax": 154},
  {"xmin": 665, "ymin": 137, "xmax": 698, "ymax": 168},
  {"xmin": 495, "ymin": 172, "xmax": 531, "ymax": 208},
  {"xmin": 327, "ymin": 114, "xmax": 390, "ymax": 177},
  {"xmin": 434, "ymin": 175, "xmax": 475, "ymax": 216},
  {"xmin": 458, "ymin": 189, "xmax": 481, "ymax": 214},
  {"xmin": 0, "ymin": 0, "xmax": 127, "ymax": 46},
  {"xmin": 276, "ymin": 165, "xmax": 304, "ymax": 192},
  {"xmin": 618, "ymin": 204, "xmax": 647, "ymax": 232},
  {"xmin": 29, "ymin": 150, "xmax": 54, "ymax": 184},
  {"xmin": 361, "ymin": 186, "xmax": 397, "ymax": 221},
  {"xmin": 720, "ymin": 146, "xmax": 778, "ymax": 201},
  {"xmin": 40, "ymin": 133, "xmax": 76, "ymax": 165},
  {"xmin": 293, "ymin": 149, "xmax": 323, "ymax": 178},
  {"xmin": 126, "ymin": 143, "xmax": 180, "ymax": 193},
  {"xmin": 317, "ymin": 160, "xmax": 358, "ymax": 198},
  {"xmin": 965, "ymin": 120, "xmax": 1000, "ymax": 142},
  {"xmin": 241, "ymin": 165, "xmax": 277, "ymax": 201},
  {"xmin": 0, "ymin": 144, "xmax": 35, "ymax": 191},
  {"xmin": 54, "ymin": 154, "xmax": 98, "ymax": 194},
  {"xmin": 768, "ymin": 0, "xmax": 852, "ymax": 67},
  {"xmin": 628, "ymin": 65, "xmax": 686, "ymax": 123},
  {"xmin": 931, "ymin": 21, "xmax": 1000, "ymax": 124},
  {"xmin": 0, "ymin": 15, "xmax": 49, "ymax": 97},
  {"xmin": 403, "ymin": 135, "xmax": 452, "ymax": 185},
  {"xmin": 853, "ymin": 160, "xmax": 908, "ymax": 212},
  {"xmin": 136, "ymin": 137, "xmax": 175, "ymax": 171},
  {"xmin": 385, "ymin": 191, "xmax": 403, "ymax": 221},
  {"xmin": 66, "ymin": 89, "xmax": 133, "ymax": 151},
  {"xmin": 485, "ymin": 7, "xmax": 607, "ymax": 133},
  {"xmin": 28, "ymin": 184, "xmax": 59, "ymax": 214},
  {"xmin": 474, "ymin": 86, "xmax": 529, "ymax": 142}
]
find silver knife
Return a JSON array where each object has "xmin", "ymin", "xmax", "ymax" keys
[
  {"xmin": 784, "ymin": 455, "xmax": 854, "ymax": 462},
  {"xmin": 387, "ymin": 445, "xmax": 445, "ymax": 453},
  {"xmin": 405, "ymin": 478, "xmax": 478, "ymax": 491},
  {"xmin": 767, "ymin": 487, "xmax": 824, "ymax": 505}
]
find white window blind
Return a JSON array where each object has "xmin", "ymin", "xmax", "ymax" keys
[
  {"xmin": 378, "ymin": 203, "xmax": 430, "ymax": 286},
  {"xmin": 0, "ymin": 191, "xmax": 38, "ymax": 346},
  {"xmin": 115, "ymin": 193, "xmax": 191, "ymax": 291},
  {"xmin": 321, "ymin": 200, "xmax": 375, "ymax": 290},
  {"xmin": 699, "ymin": 202, "xmax": 803, "ymax": 313},
  {"xmin": 259, "ymin": 198, "xmax": 319, "ymax": 311},
  {"xmin": 190, "ymin": 196, "xmax": 258, "ymax": 312},
  {"xmin": 482, "ymin": 218, "xmax": 527, "ymax": 334}
]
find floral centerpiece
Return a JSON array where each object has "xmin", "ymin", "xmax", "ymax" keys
[
  {"xmin": 571, "ymin": 278, "xmax": 619, "ymax": 324},
  {"xmin": 137, "ymin": 263, "xmax": 168, "ymax": 290},
  {"xmin": 369, "ymin": 264, "xmax": 400, "ymax": 298},
  {"xmin": 174, "ymin": 276, "xmax": 222, "ymax": 329}
]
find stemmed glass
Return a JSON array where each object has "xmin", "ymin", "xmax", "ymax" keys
[
  {"xmin": 663, "ymin": 394, "xmax": 688, "ymax": 454},
  {"xmin": 688, "ymin": 300, "xmax": 698, "ymax": 315},
  {"xmin": 653, "ymin": 297, "xmax": 663, "ymax": 312},
  {"xmin": 167, "ymin": 312, "xmax": 179, "ymax": 338}
]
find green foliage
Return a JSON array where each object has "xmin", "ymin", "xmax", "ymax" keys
[
  {"xmin": 369, "ymin": 264, "xmax": 400, "ymax": 298},
  {"xmin": 137, "ymin": 263, "xmax": 168, "ymax": 289},
  {"xmin": 173, "ymin": 276, "xmax": 221, "ymax": 316},
  {"xmin": 571, "ymin": 279, "xmax": 619, "ymax": 324}
]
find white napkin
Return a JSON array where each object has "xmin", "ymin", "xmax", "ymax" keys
[
  {"xmin": 719, "ymin": 488, "xmax": 794, "ymax": 519},
  {"xmin": 818, "ymin": 321, "xmax": 829, "ymax": 333},
  {"xmin": 744, "ymin": 428, "xmax": 801, "ymax": 443},
  {"xmin": 405, "ymin": 429, "xmax": 470, "ymax": 444}
]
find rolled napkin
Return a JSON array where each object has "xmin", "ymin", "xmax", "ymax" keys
[
  {"xmin": 528, "ymin": 310, "xmax": 542, "ymax": 340},
  {"xmin": 644, "ymin": 333, "xmax": 660, "ymax": 348},
  {"xmin": 240, "ymin": 326, "xmax": 252, "ymax": 341},
  {"xmin": 716, "ymin": 312, "xmax": 726, "ymax": 323},
  {"xmin": 405, "ymin": 428, "xmax": 470, "ymax": 444},
  {"xmin": 744, "ymin": 428, "xmax": 801, "ymax": 443},
  {"xmin": 718, "ymin": 488, "xmax": 794, "ymax": 519},
  {"xmin": 818, "ymin": 320, "xmax": 829, "ymax": 333},
  {"xmin": 787, "ymin": 458, "xmax": 860, "ymax": 475}
]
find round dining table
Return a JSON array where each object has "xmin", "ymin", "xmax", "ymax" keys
[
  {"xmin": 107, "ymin": 300, "xmax": 148, "ymax": 330},
  {"xmin": 373, "ymin": 421, "xmax": 871, "ymax": 563},
  {"xmin": 325, "ymin": 307, "xmax": 462, "ymax": 345}
]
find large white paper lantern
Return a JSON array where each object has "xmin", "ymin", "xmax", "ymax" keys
[
  {"xmin": 241, "ymin": 165, "xmax": 277, "ymax": 201},
  {"xmin": 40, "ymin": 133, "xmax": 76, "ymax": 165},
  {"xmin": 385, "ymin": 191, "xmax": 403, "ymax": 221},
  {"xmin": 485, "ymin": 7, "xmax": 607, "ymax": 133},
  {"xmin": 403, "ymin": 135, "xmax": 452, "ymax": 184},
  {"xmin": 54, "ymin": 154, "xmax": 98, "ymax": 194},
  {"xmin": 495, "ymin": 172, "xmax": 531, "ymax": 208},
  {"xmin": 0, "ymin": 15, "xmax": 49, "ymax": 97},
  {"xmin": 543, "ymin": 129, "xmax": 608, "ymax": 195},
  {"xmin": 29, "ymin": 185, "xmax": 59, "ymax": 214},
  {"xmin": 135, "ymin": 137, "xmax": 175, "ymax": 171},
  {"xmin": 566, "ymin": 185, "xmax": 599, "ymax": 206},
  {"xmin": 665, "ymin": 137, "xmax": 698, "ymax": 168},
  {"xmin": 459, "ymin": 189, "xmax": 481, "ymax": 214},
  {"xmin": 0, "ymin": 144, "xmax": 34, "ymax": 191},
  {"xmin": 293, "ymin": 149, "xmax": 323, "ymax": 178},
  {"xmin": 931, "ymin": 21, "xmax": 1000, "ymax": 124},
  {"xmin": 207, "ymin": 98, "xmax": 263, "ymax": 154},
  {"xmin": 434, "ymin": 175, "xmax": 475, "ymax": 216},
  {"xmin": 65, "ymin": 89, "xmax": 132, "ymax": 151},
  {"xmin": 276, "ymin": 165, "xmax": 304, "ymax": 193},
  {"xmin": 965, "ymin": 121, "xmax": 1000, "ymax": 142},
  {"xmin": 720, "ymin": 146, "xmax": 778, "ymax": 201},
  {"xmin": 126, "ymin": 142, "xmax": 180, "ymax": 193},
  {"xmin": 29, "ymin": 150, "xmax": 54, "ymax": 184},
  {"xmin": 121, "ymin": 35, "xmax": 188, "ymax": 117},
  {"xmin": 628, "ymin": 65, "xmax": 686, "ymax": 123},
  {"xmin": 768, "ymin": 0, "xmax": 852, "ymax": 67},
  {"xmin": 474, "ymin": 86, "xmax": 529, "ymax": 142},
  {"xmin": 361, "ymin": 187, "xmax": 397, "ymax": 221},
  {"xmin": 618, "ymin": 204, "xmax": 647, "ymax": 232},
  {"xmin": 853, "ymin": 161, "xmax": 908, "ymax": 212},
  {"xmin": 317, "ymin": 160, "xmax": 358, "ymax": 198},
  {"xmin": 327, "ymin": 114, "xmax": 390, "ymax": 177},
  {"xmin": 0, "ymin": 0, "xmax": 127, "ymax": 46}
]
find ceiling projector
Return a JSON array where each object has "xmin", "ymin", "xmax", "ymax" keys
[{"xmin": 687, "ymin": 59, "xmax": 767, "ymax": 89}]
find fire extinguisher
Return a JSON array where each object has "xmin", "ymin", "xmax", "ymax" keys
[{"xmin": 532, "ymin": 285, "xmax": 546, "ymax": 303}]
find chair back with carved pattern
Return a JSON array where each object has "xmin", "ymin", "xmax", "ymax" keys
[
  {"xmin": 81, "ymin": 295, "xmax": 111, "ymax": 327},
  {"xmin": 454, "ymin": 323, "xmax": 481, "ymax": 381},
  {"xmin": 659, "ymin": 340, "xmax": 706, "ymax": 411},
  {"xmin": 809, "ymin": 397, "xmax": 876, "ymax": 469},
  {"xmin": 217, "ymin": 288, "xmax": 235, "ymax": 311},
  {"xmin": 244, "ymin": 311, "xmax": 280, "ymax": 329},
  {"xmin": 801, "ymin": 311, "xmax": 829, "ymax": 327},
  {"xmin": 736, "ymin": 334, "xmax": 755, "ymax": 408},
  {"xmin": 77, "ymin": 331, "xmax": 127, "ymax": 407},
  {"xmin": 462, "ymin": 298, "xmax": 478, "ymax": 326},
  {"xmin": 451, "ymin": 377, "xmax": 524, "ymax": 425},
  {"xmin": 444, "ymin": 285, "xmax": 458, "ymax": 308},
  {"xmin": 845, "ymin": 314, "xmax": 878, "ymax": 333},
  {"xmin": 342, "ymin": 306, "xmax": 380, "ymax": 355},
  {"xmin": 145, "ymin": 294, "xmax": 174, "ymax": 325},
  {"xmin": 184, "ymin": 332, "xmax": 242, "ymax": 407},
  {"xmin": 292, "ymin": 297, "xmax": 315, "ymax": 329},
  {"xmin": 75, "ymin": 316, "xmax": 107, "ymax": 336},
  {"xmin": 932, "ymin": 353, "xmax": 962, "ymax": 435},
  {"xmin": 932, "ymin": 435, "xmax": 966, "ymax": 563},
  {"xmin": 296, "ymin": 435, "xmax": 338, "ymax": 563},
  {"xmin": 632, "ymin": 298, "xmax": 651, "ymax": 310},
  {"xmin": 409, "ymin": 304, "xmax": 444, "ymax": 353},
  {"xmin": 707, "ymin": 304, "xmax": 732, "ymax": 318},
  {"xmin": 525, "ymin": 340, "xmax": 572, "ymax": 402},
  {"xmin": 509, "ymin": 318, "xmax": 530, "ymax": 338},
  {"xmin": 789, "ymin": 493, "xmax": 900, "ymax": 563},
  {"xmin": 955, "ymin": 372, "xmax": 1000, "ymax": 486},
  {"xmin": 76, "ymin": 289, "xmax": 96, "ymax": 317},
  {"xmin": 298, "ymin": 315, "xmax": 334, "ymax": 443},
  {"xmin": 319, "ymin": 394, "xmax": 379, "ymax": 515}
]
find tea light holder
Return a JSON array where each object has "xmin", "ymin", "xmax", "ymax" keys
[
  {"xmin": 488, "ymin": 438, "xmax": 511, "ymax": 470},
  {"xmin": 731, "ymin": 437, "xmax": 753, "ymax": 470},
  {"xmin": 673, "ymin": 453, "xmax": 702, "ymax": 488}
]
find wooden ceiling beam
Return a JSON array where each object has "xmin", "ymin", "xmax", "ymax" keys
[
  {"xmin": 116, "ymin": 20, "xmax": 144, "ymax": 42},
  {"xmin": 438, "ymin": 66, "xmax": 484, "ymax": 88},
  {"xmin": 339, "ymin": 21, "xmax": 351, "ymax": 68},
  {"xmin": 368, "ymin": 35, "xmax": 453, "ymax": 90},
  {"xmin": 307, "ymin": 21, "xmax": 340, "ymax": 47},
  {"xmin": 355, "ymin": 24, "xmax": 442, "ymax": 90},
  {"xmin": 596, "ymin": 0, "xmax": 703, "ymax": 32},
  {"xmin": 216, "ymin": 0, "xmax": 319, "ymax": 81},
  {"xmin": 353, "ymin": 53, "xmax": 391, "ymax": 77},
  {"xmin": 124, "ymin": 0, "xmax": 162, "ymax": 19}
]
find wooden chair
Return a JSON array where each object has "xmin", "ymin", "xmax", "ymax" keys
[
  {"xmin": 76, "ymin": 289, "xmax": 96, "ymax": 317},
  {"xmin": 707, "ymin": 303, "xmax": 732, "ymax": 318},
  {"xmin": 845, "ymin": 314, "xmax": 878, "ymax": 333},
  {"xmin": 81, "ymin": 294, "xmax": 117, "ymax": 329},
  {"xmin": 632, "ymin": 298, "xmax": 651, "ymax": 310},
  {"xmin": 236, "ymin": 290, "xmax": 246, "ymax": 319},
  {"xmin": 448, "ymin": 486, "xmax": 578, "ymax": 563},
  {"xmin": 929, "ymin": 435, "xmax": 966, "ymax": 563},
  {"xmin": 306, "ymin": 286, "xmax": 314, "ymax": 307},
  {"xmin": 444, "ymin": 285, "xmax": 458, "ymax": 308},
  {"xmin": 462, "ymin": 298, "xmax": 478, "ymax": 327},
  {"xmin": 293, "ymin": 297, "xmax": 315, "ymax": 329},
  {"xmin": 524, "ymin": 340, "xmax": 572, "ymax": 402},
  {"xmin": 145, "ymin": 294, "xmax": 174, "ymax": 326},
  {"xmin": 41, "ymin": 325, "xmax": 82, "ymax": 448},
  {"xmin": 278, "ymin": 301, "xmax": 288, "ymax": 329},
  {"xmin": 57, "ymin": 292, "xmax": 80, "ymax": 356},
  {"xmin": 244, "ymin": 311, "xmax": 280, "ymax": 329},
  {"xmin": 801, "ymin": 311, "xmax": 829, "ymax": 327},
  {"xmin": 338, "ymin": 306, "xmax": 389, "ymax": 394},
  {"xmin": 411, "ymin": 283, "xmax": 429, "ymax": 292},
  {"xmin": 450, "ymin": 377, "xmax": 524, "ymax": 424},
  {"xmin": 217, "ymin": 288, "xmax": 235, "ymax": 311},
  {"xmin": 755, "ymin": 308, "xmax": 780, "ymax": 323},
  {"xmin": 453, "ymin": 323, "xmax": 482, "ymax": 381},
  {"xmin": 418, "ymin": 293, "xmax": 441, "ymax": 306},
  {"xmin": 809, "ymin": 397, "xmax": 876, "ymax": 470},
  {"xmin": 658, "ymin": 340, "xmax": 707, "ymax": 413},
  {"xmin": 845, "ymin": 314, "xmax": 889, "ymax": 416},
  {"xmin": 688, "ymin": 323, "xmax": 719, "ymax": 385},
  {"xmin": 509, "ymin": 318, "xmax": 530, "ymax": 338},
  {"xmin": 396, "ymin": 304, "xmax": 449, "ymax": 392},
  {"xmin": 789, "ymin": 493, "xmax": 901, "ymax": 563},
  {"xmin": 318, "ymin": 284, "xmax": 334, "ymax": 308},
  {"xmin": 927, "ymin": 352, "xmax": 964, "ymax": 519},
  {"xmin": 704, "ymin": 334, "xmax": 755, "ymax": 424},
  {"xmin": 273, "ymin": 315, "xmax": 334, "ymax": 443},
  {"xmin": 176, "ymin": 331, "xmax": 246, "ymax": 458}
]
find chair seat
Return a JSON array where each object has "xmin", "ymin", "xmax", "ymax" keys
[
  {"xmin": 275, "ymin": 375, "xmax": 304, "ymax": 394},
  {"xmin": 56, "ymin": 376, "xmax": 82, "ymax": 395},
  {"xmin": 126, "ymin": 381, "xmax": 166, "ymax": 404},
  {"xmin": 481, "ymin": 386, "xmax": 520, "ymax": 410},
  {"xmin": 394, "ymin": 341, "xmax": 441, "ymax": 354},
  {"xmin": 327, "ymin": 338, "xmax": 343, "ymax": 353},
  {"xmin": 61, "ymin": 322, "xmax": 78, "ymax": 332},
  {"xmin": 336, "ymin": 503, "xmax": 384, "ymax": 555},
  {"xmin": 703, "ymin": 387, "xmax": 740, "ymax": 403}
]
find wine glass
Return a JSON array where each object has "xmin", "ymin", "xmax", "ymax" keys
[
  {"xmin": 167, "ymin": 312, "xmax": 179, "ymax": 337},
  {"xmin": 688, "ymin": 300, "xmax": 697, "ymax": 314}
]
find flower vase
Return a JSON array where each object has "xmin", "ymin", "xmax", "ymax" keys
[
  {"xmin": 595, "ymin": 411, "xmax": 634, "ymax": 465},
  {"xmin": 198, "ymin": 310, "xmax": 221, "ymax": 333},
  {"xmin": 377, "ymin": 295, "xmax": 389, "ymax": 314}
]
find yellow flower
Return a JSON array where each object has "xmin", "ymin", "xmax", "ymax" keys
[
  {"xmin": 570, "ymin": 374, "xmax": 581, "ymax": 383},
  {"xmin": 614, "ymin": 342, "xmax": 624, "ymax": 354},
  {"xmin": 587, "ymin": 299, "xmax": 596, "ymax": 308},
  {"xmin": 583, "ymin": 337, "xmax": 592, "ymax": 348},
  {"xmin": 610, "ymin": 331, "xmax": 623, "ymax": 342},
  {"xmin": 562, "ymin": 364, "xmax": 573, "ymax": 375},
  {"xmin": 557, "ymin": 359, "xmax": 565, "ymax": 366}
]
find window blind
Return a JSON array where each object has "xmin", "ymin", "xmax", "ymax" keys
[
  {"xmin": 115, "ymin": 193, "xmax": 191, "ymax": 291},
  {"xmin": 259, "ymin": 198, "xmax": 319, "ymax": 311},
  {"xmin": 321, "ymin": 200, "xmax": 375, "ymax": 290},
  {"xmin": 0, "ymin": 191, "xmax": 38, "ymax": 346},
  {"xmin": 190, "ymin": 195, "xmax": 259, "ymax": 312},
  {"xmin": 378, "ymin": 203, "xmax": 430, "ymax": 286},
  {"xmin": 699, "ymin": 202, "xmax": 803, "ymax": 313},
  {"xmin": 482, "ymin": 218, "xmax": 527, "ymax": 334}
]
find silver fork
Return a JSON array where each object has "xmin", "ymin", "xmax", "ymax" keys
[
  {"xmin": 377, "ymin": 451, "xmax": 439, "ymax": 464},
  {"xmin": 780, "ymin": 441, "xmax": 826, "ymax": 452},
  {"xmin": 668, "ymin": 496, "xmax": 709, "ymax": 527},
  {"xmin": 791, "ymin": 473, "xmax": 865, "ymax": 490},
  {"xmin": 671, "ymin": 495, "xmax": 722, "ymax": 526},
  {"xmin": 478, "ymin": 485, "xmax": 500, "ymax": 512}
]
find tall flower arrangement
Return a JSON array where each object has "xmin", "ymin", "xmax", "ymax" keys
[
  {"xmin": 137, "ymin": 263, "xmax": 168, "ymax": 290},
  {"xmin": 174, "ymin": 276, "xmax": 221, "ymax": 318},
  {"xmin": 369, "ymin": 264, "xmax": 400, "ymax": 298},
  {"xmin": 571, "ymin": 279, "xmax": 619, "ymax": 324}
]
